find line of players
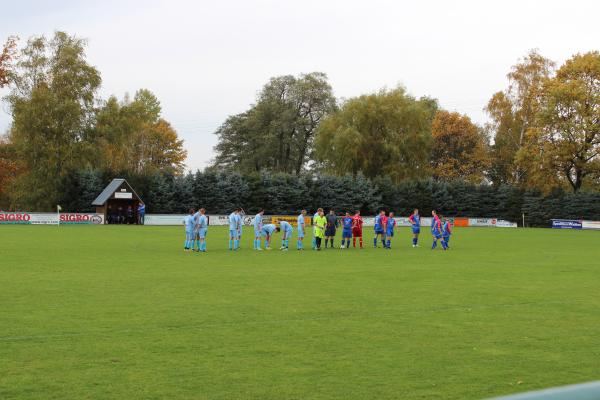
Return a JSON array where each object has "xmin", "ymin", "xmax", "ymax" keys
[{"xmin": 183, "ymin": 208, "xmax": 452, "ymax": 252}]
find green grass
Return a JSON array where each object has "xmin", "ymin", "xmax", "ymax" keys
[{"xmin": 1, "ymin": 225, "xmax": 599, "ymax": 399}]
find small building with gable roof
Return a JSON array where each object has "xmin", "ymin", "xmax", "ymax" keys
[{"xmin": 92, "ymin": 178, "xmax": 144, "ymax": 224}]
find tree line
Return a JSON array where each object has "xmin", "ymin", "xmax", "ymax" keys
[
  {"xmin": 55, "ymin": 169, "xmax": 600, "ymax": 227},
  {"xmin": 212, "ymin": 50, "xmax": 600, "ymax": 192}
]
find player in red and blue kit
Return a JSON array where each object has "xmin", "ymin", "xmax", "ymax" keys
[
  {"xmin": 408, "ymin": 209, "xmax": 421, "ymax": 247},
  {"xmin": 431, "ymin": 210, "xmax": 445, "ymax": 250},
  {"xmin": 442, "ymin": 217, "xmax": 452, "ymax": 249},
  {"xmin": 340, "ymin": 212, "xmax": 353, "ymax": 249},
  {"xmin": 385, "ymin": 212, "xmax": 396, "ymax": 249},
  {"xmin": 373, "ymin": 210, "xmax": 387, "ymax": 248}
]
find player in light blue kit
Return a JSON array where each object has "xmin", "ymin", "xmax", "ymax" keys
[
  {"xmin": 297, "ymin": 210, "xmax": 306, "ymax": 250},
  {"xmin": 183, "ymin": 208, "xmax": 195, "ymax": 251},
  {"xmin": 191, "ymin": 208, "xmax": 201, "ymax": 251},
  {"xmin": 261, "ymin": 223, "xmax": 279, "ymax": 250},
  {"xmin": 253, "ymin": 209, "xmax": 264, "ymax": 250},
  {"xmin": 228, "ymin": 208, "xmax": 241, "ymax": 250},
  {"xmin": 385, "ymin": 212, "xmax": 396, "ymax": 249},
  {"xmin": 279, "ymin": 220, "xmax": 293, "ymax": 251},
  {"xmin": 196, "ymin": 208, "xmax": 208, "ymax": 252},
  {"xmin": 237, "ymin": 208, "xmax": 245, "ymax": 248}
]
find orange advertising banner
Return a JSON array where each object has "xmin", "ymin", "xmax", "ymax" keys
[
  {"xmin": 271, "ymin": 215, "xmax": 299, "ymax": 226},
  {"xmin": 452, "ymin": 217, "xmax": 469, "ymax": 227}
]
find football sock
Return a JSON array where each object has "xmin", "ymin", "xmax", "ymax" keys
[
  {"xmin": 381, "ymin": 239, "xmax": 386, "ymax": 248},
  {"xmin": 353, "ymin": 238, "xmax": 356, "ymax": 247},
  {"xmin": 234, "ymin": 239, "xmax": 239, "ymax": 249},
  {"xmin": 432, "ymin": 240, "xmax": 437, "ymax": 249},
  {"xmin": 359, "ymin": 238, "xmax": 363, "ymax": 248},
  {"xmin": 373, "ymin": 238, "xmax": 377, "ymax": 247},
  {"xmin": 331, "ymin": 239, "xmax": 334, "ymax": 248},
  {"xmin": 386, "ymin": 239, "xmax": 391, "ymax": 248},
  {"xmin": 229, "ymin": 239, "xmax": 233, "ymax": 250}
]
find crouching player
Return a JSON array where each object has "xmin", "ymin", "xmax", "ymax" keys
[
  {"xmin": 279, "ymin": 220, "xmax": 293, "ymax": 251},
  {"xmin": 385, "ymin": 212, "xmax": 396, "ymax": 249},
  {"xmin": 297, "ymin": 210, "xmax": 306, "ymax": 250},
  {"xmin": 340, "ymin": 212, "xmax": 353, "ymax": 249},
  {"xmin": 431, "ymin": 210, "xmax": 445, "ymax": 250},
  {"xmin": 197, "ymin": 208, "xmax": 208, "ymax": 252},
  {"xmin": 184, "ymin": 208, "xmax": 195, "ymax": 251},
  {"xmin": 261, "ymin": 223, "xmax": 278, "ymax": 250},
  {"xmin": 408, "ymin": 209, "xmax": 420, "ymax": 247},
  {"xmin": 442, "ymin": 217, "xmax": 452, "ymax": 250},
  {"xmin": 253, "ymin": 209, "xmax": 264, "ymax": 250}
]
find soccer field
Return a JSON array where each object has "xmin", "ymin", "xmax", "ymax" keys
[{"xmin": 1, "ymin": 226, "xmax": 599, "ymax": 399}]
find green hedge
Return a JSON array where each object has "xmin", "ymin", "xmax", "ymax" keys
[{"xmin": 57, "ymin": 170, "xmax": 600, "ymax": 227}]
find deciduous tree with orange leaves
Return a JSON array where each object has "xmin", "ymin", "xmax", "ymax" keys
[
  {"xmin": 431, "ymin": 110, "xmax": 490, "ymax": 183},
  {"xmin": 516, "ymin": 51, "xmax": 600, "ymax": 193},
  {"xmin": 485, "ymin": 50, "xmax": 554, "ymax": 185},
  {"xmin": 0, "ymin": 36, "xmax": 18, "ymax": 88}
]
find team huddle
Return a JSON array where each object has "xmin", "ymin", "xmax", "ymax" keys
[{"xmin": 183, "ymin": 208, "xmax": 453, "ymax": 253}]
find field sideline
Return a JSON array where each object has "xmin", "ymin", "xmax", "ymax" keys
[{"xmin": 1, "ymin": 226, "xmax": 599, "ymax": 399}]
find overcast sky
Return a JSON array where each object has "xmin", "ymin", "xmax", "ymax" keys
[{"xmin": 1, "ymin": 0, "xmax": 598, "ymax": 171}]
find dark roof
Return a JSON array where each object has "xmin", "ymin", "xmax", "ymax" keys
[{"xmin": 92, "ymin": 178, "xmax": 142, "ymax": 206}]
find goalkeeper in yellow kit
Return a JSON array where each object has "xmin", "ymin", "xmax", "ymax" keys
[{"xmin": 313, "ymin": 208, "xmax": 327, "ymax": 251}]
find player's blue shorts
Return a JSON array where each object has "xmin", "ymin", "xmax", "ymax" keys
[
  {"xmin": 282, "ymin": 229, "xmax": 293, "ymax": 239},
  {"xmin": 198, "ymin": 228, "xmax": 208, "ymax": 239},
  {"xmin": 443, "ymin": 235, "xmax": 450, "ymax": 243},
  {"xmin": 386, "ymin": 230, "xmax": 394, "ymax": 237},
  {"xmin": 229, "ymin": 229, "xmax": 237, "ymax": 237},
  {"xmin": 412, "ymin": 226, "xmax": 420, "ymax": 234},
  {"xmin": 298, "ymin": 229, "xmax": 304, "ymax": 238},
  {"xmin": 342, "ymin": 229, "xmax": 352, "ymax": 239},
  {"xmin": 254, "ymin": 228, "xmax": 261, "ymax": 237},
  {"xmin": 261, "ymin": 229, "xmax": 270, "ymax": 237},
  {"xmin": 375, "ymin": 228, "xmax": 385, "ymax": 235},
  {"xmin": 185, "ymin": 231, "xmax": 194, "ymax": 241},
  {"xmin": 433, "ymin": 232, "xmax": 442, "ymax": 239}
]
